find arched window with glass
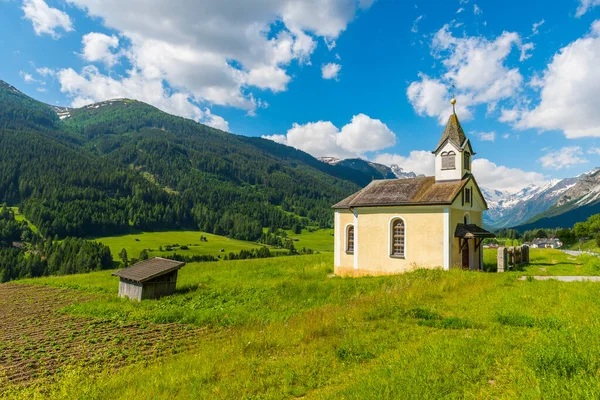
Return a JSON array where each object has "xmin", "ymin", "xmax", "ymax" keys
[
  {"xmin": 346, "ymin": 225, "xmax": 354, "ymax": 253},
  {"xmin": 390, "ymin": 218, "xmax": 405, "ymax": 258}
]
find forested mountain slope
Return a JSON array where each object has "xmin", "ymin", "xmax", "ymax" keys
[{"xmin": 0, "ymin": 80, "xmax": 365, "ymax": 240}]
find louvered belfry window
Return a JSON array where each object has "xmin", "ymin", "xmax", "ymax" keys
[
  {"xmin": 347, "ymin": 225, "xmax": 354, "ymax": 253},
  {"xmin": 441, "ymin": 151, "xmax": 456, "ymax": 170},
  {"xmin": 392, "ymin": 219, "xmax": 405, "ymax": 257}
]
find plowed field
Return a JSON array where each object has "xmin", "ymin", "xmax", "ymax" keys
[{"xmin": 0, "ymin": 284, "xmax": 202, "ymax": 392}]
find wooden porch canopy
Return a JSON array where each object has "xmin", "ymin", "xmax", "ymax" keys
[{"xmin": 455, "ymin": 223, "xmax": 495, "ymax": 253}]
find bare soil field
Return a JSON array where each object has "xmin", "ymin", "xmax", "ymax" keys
[{"xmin": 0, "ymin": 284, "xmax": 203, "ymax": 393}]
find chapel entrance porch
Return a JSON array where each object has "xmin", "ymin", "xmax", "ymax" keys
[{"xmin": 455, "ymin": 224, "xmax": 495, "ymax": 271}]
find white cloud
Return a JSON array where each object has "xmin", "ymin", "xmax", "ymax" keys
[
  {"xmin": 519, "ymin": 21, "xmax": 600, "ymax": 138},
  {"xmin": 539, "ymin": 147, "xmax": 589, "ymax": 170},
  {"xmin": 532, "ymin": 19, "xmax": 545, "ymax": 35},
  {"xmin": 499, "ymin": 107, "xmax": 519, "ymax": 123},
  {"xmin": 36, "ymin": 87, "xmax": 47, "ymax": 92},
  {"xmin": 473, "ymin": 4, "xmax": 482, "ymax": 15},
  {"xmin": 22, "ymin": 0, "xmax": 73, "ymax": 38},
  {"xmin": 519, "ymin": 42, "xmax": 534, "ymax": 61},
  {"xmin": 502, "ymin": 133, "xmax": 510, "ymax": 139},
  {"xmin": 261, "ymin": 114, "xmax": 395, "ymax": 158},
  {"xmin": 457, "ymin": 7, "xmax": 464, "ymax": 14},
  {"xmin": 321, "ymin": 63, "xmax": 341, "ymax": 80},
  {"xmin": 80, "ymin": 32, "xmax": 120, "ymax": 66},
  {"xmin": 473, "ymin": 158, "xmax": 548, "ymax": 193},
  {"xmin": 408, "ymin": 25, "xmax": 528, "ymax": 124},
  {"xmin": 20, "ymin": 71, "xmax": 38, "ymax": 83},
  {"xmin": 588, "ymin": 147, "xmax": 600, "ymax": 155},
  {"xmin": 56, "ymin": 65, "xmax": 229, "ymax": 129},
  {"xmin": 411, "ymin": 15, "xmax": 423, "ymax": 33},
  {"xmin": 373, "ymin": 150, "xmax": 434, "ymax": 176},
  {"xmin": 474, "ymin": 131, "xmax": 496, "ymax": 141},
  {"xmin": 61, "ymin": 0, "xmax": 373, "ymax": 115},
  {"xmin": 36, "ymin": 67, "xmax": 55, "ymax": 76},
  {"xmin": 576, "ymin": 0, "xmax": 600, "ymax": 17}
]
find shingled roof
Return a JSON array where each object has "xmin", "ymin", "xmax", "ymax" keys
[
  {"xmin": 112, "ymin": 257, "xmax": 185, "ymax": 283},
  {"xmin": 433, "ymin": 113, "xmax": 468, "ymax": 153},
  {"xmin": 333, "ymin": 175, "xmax": 471, "ymax": 208}
]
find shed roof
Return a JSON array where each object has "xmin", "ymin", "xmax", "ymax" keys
[
  {"xmin": 112, "ymin": 257, "xmax": 185, "ymax": 283},
  {"xmin": 333, "ymin": 175, "xmax": 470, "ymax": 209},
  {"xmin": 454, "ymin": 224, "xmax": 496, "ymax": 239}
]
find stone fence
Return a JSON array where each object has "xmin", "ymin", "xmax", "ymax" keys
[{"xmin": 497, "ymin": 245, "xmax": 529, "ymax": 272}]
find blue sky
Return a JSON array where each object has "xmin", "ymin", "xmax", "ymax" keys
[{"xmin": 1, "ymin": 0, "xmax": 599, "ymax": 192}]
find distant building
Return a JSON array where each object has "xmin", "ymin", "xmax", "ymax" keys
[
  {"xmin": 530, "ymin": 238, "xmax": 563, "ymax": 249},
  {"xmin": 333, "ymin": 101, "xmax": 495, "ymax": 276},
  {"xmin": 112, "ymin": 257, "xmax": 185, "ymax": 301}
]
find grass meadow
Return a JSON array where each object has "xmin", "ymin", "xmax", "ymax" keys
[
  {"xmin": 6, "ymin": 248, "xmax": 600, "ymax": 399},
  {"xmin": 91, "ymin": 228, "xmax": 334, "ymax": 261}
]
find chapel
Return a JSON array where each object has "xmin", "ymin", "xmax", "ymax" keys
[{"xmin": 333, "ymin": 99, "xmax": 495, "ymax": 276}]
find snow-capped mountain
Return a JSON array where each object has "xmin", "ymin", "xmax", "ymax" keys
[
  {"xmin": 318, "ymin": 157, "xmax": 419, "ymax": 179},
  {"xmin": 482, "ymin": 178, "xmax": 579, "ymax": 229}
]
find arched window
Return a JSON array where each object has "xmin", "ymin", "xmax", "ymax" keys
[
  {"xmin": 391, "ymin": 219, "xmax": 405, "ymax": 258},
  {"xmin": 464, "ymin": 152, "xmax": 471, "ymax": 170},
  {"xmin": 346, "ymin": 225, "xmax": 354, "ymax": 253},
  {"xmin": 464, "ymin": 213, "xmax": 470, "ymax": 225},
  {"xmin": 441, "ymin": 151, "xmax": 456, "ymax": 170}
]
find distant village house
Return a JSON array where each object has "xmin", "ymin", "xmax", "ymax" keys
[{"xmin": 333, "ymin": 100, "xmax": 495, "ymax": 276}]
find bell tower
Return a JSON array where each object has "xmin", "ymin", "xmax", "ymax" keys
[{"xmin": 432, "ymin": 98, "xmax": 474, "ymax": 182}]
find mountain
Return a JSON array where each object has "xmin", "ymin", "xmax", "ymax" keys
[
  {"xmin": 514, "ymin": 168, "xmax": 600, "ymax": 231},
  {"xmin": 0, "ymin": 80, "xmax": 369, "ymax": 240},
  {"xmin": 318, "ymin": 157, "xmax": 418, "ymax": 179},
  {"xmin": 482, "ymin": 178, "xmax": 579, "ymax": 229}
]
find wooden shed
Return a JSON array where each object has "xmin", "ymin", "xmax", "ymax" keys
[{"xmin": 112, "ymin": 257, "xmax": 185, "ymax": 301}]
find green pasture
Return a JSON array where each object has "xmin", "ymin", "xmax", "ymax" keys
[
  {"xmin": 9, "ymin": 206, "xmax": 37, "ymax": 233},
  {"xmin": 10, "ymin": 248, "xmax": 600, "ymax": 398},
  {"xmin": 286, "ymin": 228, "xmax": 334, "ymax": 252},
  {"xmin": 91, "ymin": 230, "xmax": 267, "ymax": 260},
  {"xmin": 569, "ymin": 238, "xmax": 600, "ymax": 254}
]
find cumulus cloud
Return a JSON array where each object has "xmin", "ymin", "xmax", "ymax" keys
[
  {"xmin": 588, "ymin": 147, "xmax": 600, "ymax": 155},
  {"xmin": 56, "ymin": 65, "xmax": 228, "ymax": 129},
  {"xmin": 321, "ymin": 63, "xmax": 342, "ymax": 80},
  {"xmin": 473, "ymin": 131, "xmax": 496, "ymax": 141},
  {"xmin": 473, "ymin": 4, "xmax": 482, "ymax": 15},
  {"xmin": 576, "ymin": 0, "xmax": 600, "ymax": 17},
  {"xmin": 22, "ymin": 0, "xmax": 73, "ymax": 38},
  {"xmin": 80, "ymin": 32, "xmax": 120, "ymax": 66},
  {"xmin": 373, "ymin": 151, "xmax": 435, "ymax": 176},
  {"xmin": 539, "ymin": 147, "xmax": 589, "ymax": 170},
  {"xmin": 262, "ymin": 114, "xmax": 395, "ymax": 158},
  {"xmin": 408, "ymin": 25, "xmax": 529, "ymax": 124},
  {"xmin": 472, "ymin": 158, "xmax": 548, "ymax": 193},
  {"xmin": 58, "ymin": 0, "xmax": 373, "ymax": 116},
  {"xmin": 518, "ymin": 21, "xmax": 600, "ymax": 138},
  {"xmin": 36, "ymin": 67, "xmax": 55, "ymax": 76}
]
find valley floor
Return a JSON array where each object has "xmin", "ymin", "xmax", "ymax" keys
[{"xmin": 3, "ymin": 249, "xmax": 600, "ymax": 399}]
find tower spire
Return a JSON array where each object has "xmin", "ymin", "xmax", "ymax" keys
[{"xmin": 451, "ymin": 84, "xmax": 456, "ymax": 114}]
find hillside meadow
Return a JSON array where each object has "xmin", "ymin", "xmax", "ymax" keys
[
  {"xmin": 90, "ymin": 228, "xmax": 334, "ymax": 261},
  {"xmin": 3, "ymin": 249, "xmax": 600, "ymax": 399}
]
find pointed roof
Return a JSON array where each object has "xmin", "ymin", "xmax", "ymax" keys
[{"xmin": 433, "ymin": 113, "xmax": 467, "ymax": 153}]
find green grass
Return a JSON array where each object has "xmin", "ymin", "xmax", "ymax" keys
[
  {"xmin": 569, "ymin": 238, "xmax": 600, "ymax": 254},
  {"xmin": 285, "ymin": 228, "xmax": 334, "ymax": 252},
  {"xmin": 9, "ymin": 249, "xmax": 600, "ymax": 399},
  {"xmin": 90, "ymin": 230, "xmax": 268, "ymax": 260},
  {"xmin": 9, "ymin": 206, "xmax": 37, "ymax": 233}
]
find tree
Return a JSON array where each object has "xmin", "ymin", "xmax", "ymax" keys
[
  {"xmin": 574, "ymin": 222, "xmax": 589, "ymax": 238},
  {"xmin": 535, "ymin": 229, "xmax": 548, "ymax": 239},
  {"xmin": 139, "ymin": 249, "xmax": 149, "ymax": 261},
  {"xmin": 596, "ymin": 233, "xmax": 600, "ymax": 248},
  {"xmin": 119, "ymin": 248, "xmax": 129, "ymax": 267}
]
